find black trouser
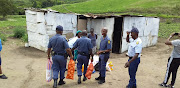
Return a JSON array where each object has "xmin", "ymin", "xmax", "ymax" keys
[{"xmin": 164, "ymin": 57, "xmax": 180, "ymax": 85}]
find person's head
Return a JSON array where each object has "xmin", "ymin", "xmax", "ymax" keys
[
  {"xmin": 178, "ymin": 32, "xmax": 180, "ymax": 37},
  {"xmin": 81, "ymin": 30, "xmax": 87, "ymax": 36},
  {"xmin": 90, "ymin": 28, "xmax": 94, "ymax": 34},
  {"xmin": 76, "ymin": 30, "xmax": 82, "ymax": 38},
  {"xmin": 101, "ymin": 27, "xmax": 108, "ymax": 36},
  {"xmin": 56, "ymin": 25, "xmax": 63, "ymax": 35},
  {"xmin": 130, "ymin": 27, "xmax": 139, "ymax": 39}
]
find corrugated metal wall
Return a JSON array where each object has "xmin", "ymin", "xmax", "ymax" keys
[
  {"xmin": 26, "ymin": 10, "xmax": 160, "ymax": 53},
  {"xmin": 121, "ymin": 17, "xmax": 160, "ymax": 53},
  {"xmin": 25, "ymin": 10, "xmax": 77, "ymax": 51}
]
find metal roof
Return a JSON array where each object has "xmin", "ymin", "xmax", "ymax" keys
[{"xmin": 25, "ymin": 8, "xmax": 158, "ymax": 18}]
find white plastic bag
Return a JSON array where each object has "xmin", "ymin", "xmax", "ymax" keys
[
  {"xmin": 68, "ymin": 37, "xmax": 78, "ymax": 48},
  {"xmin": 46, "ymin": 59, "xmax": 53, "ymax": 82}
]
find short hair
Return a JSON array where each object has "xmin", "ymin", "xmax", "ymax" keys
[
  {"xmin": 90, "ymin": 28, "xmax": 94, "ymax": 31},
  {"xmin": 102, "ymin": 27, "xmax": 108, "ymax": 32},
  {"xmin": 81, "ymin": 30, "xmax": 87, "ymax": 36}
]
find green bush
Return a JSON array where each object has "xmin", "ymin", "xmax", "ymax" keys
[
  {"xmin": 166, "ymin": 19, "xmax": 172, "ymax": 24},
  {"xmin": 13, "ymin": 26, "xmax": 26, "ymax": 38},
  {"xmin": 0, "ymin": 33, "xmax": 7, "ymax": 44},
  {"xmin": 21, "ymin": 33, "xmax": 28, "ymax": 42}
]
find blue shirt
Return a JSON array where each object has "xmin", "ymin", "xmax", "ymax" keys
[
  {"xmin": 73, "ymin": 36, "xmax": 93, "ymax": 55},
  {"xmin": 88, "ymin": 34, "xmax": 97, "ymax": 47},
  {"xmin": 128, "ymin": 38, "xmax": 142, "ymax": 57},
  {"xmin": 48, "ymin": 34, "xmax": 69, "ymax": 54},
  {"xmin": 99, "ymin": 36, "xmax": 111, "ymax": 51},
  {"xmin": 0, "ymin": 39, "xmax": 2, "ymax": 52}
]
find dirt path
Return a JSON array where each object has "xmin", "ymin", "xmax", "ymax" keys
[{"xmin": 0, "ymin": 38, "xmax": 179, "ymax": 88}]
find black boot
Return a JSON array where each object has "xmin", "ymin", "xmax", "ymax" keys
[
  {"xmin": 83, "ymin": 76, "xmax": 87, "ymax": 81},
  {"xmin": 53, "ymin": 79, "xmax": 57, "ymax": 88},
  {"xmin": 132, "ymin": 85, "xmax": 137, "ymax": 88},
  {"xmin": 98, "ymin": 77, "xmax": 105, "ymax": 84},
  {"xmin": 58, "ymin": 79, "xmax": 66, "ymax": 85},
  {"xmin": 95, "ymin": 75, "xmax": 101, "ymax": 80},
  {"xmin": 78, "ymin": 76, "xmax": 81, "ymax": 84}
]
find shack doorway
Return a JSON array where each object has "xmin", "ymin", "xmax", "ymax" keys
[{"xmin": 112, "ymin": 17, "xmax": 123, "ymax": 53}]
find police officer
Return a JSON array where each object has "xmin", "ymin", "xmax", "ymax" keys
[
  {"xmin": 125, "ymin": 27, "xmax": 142, "ymax": 88},
  {"xmin": 0, "ymin": 39, "xmax": 8, "ymax": 79},
  {"xmin": 47, "ymin": 25, "xmax": 73, "ymax": 88},
  {"xmin": 96, "ymin": 27, "xmax": 112, "ymax": 84},
  {"xmin": 72, "ymin": 30, "xmax": 93, "ymax": 84}
]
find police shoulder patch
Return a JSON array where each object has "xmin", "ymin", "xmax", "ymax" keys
[
  {"xmin": 136, "ymin": 41, "xmax": 139, "ymax": 44},
  {"xmin": 108, "ymin": 40, "xmax": 110, "ymax": 44},
  {"xmin": 65, "ymin": 38, "xmax": 68, "ymax": 42}
]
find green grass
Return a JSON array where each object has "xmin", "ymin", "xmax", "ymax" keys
[
  {"xmin": 0, "ymin": 15, "xmax": 26, "ymax": 27},
  {"xmin": 49, "ymin": 0, "xmax": 180, "ymax": 17},
  {"xmin": 0, "ymin": 15, "xmax": 26, "ymax": 42},
  {"xmin": 159, "ymin": 19, "xmax": 180, "ymax": 38},
  {"xmin": 49, "ymin": 0, "xmax": 180, "ymax": 38},
  {"xmin": 0, "ymin": 15, "xmax": 26, "ymax": 37}
]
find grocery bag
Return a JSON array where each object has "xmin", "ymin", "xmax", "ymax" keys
[
  {"xmin": 82, "ymin": 65, "xmax": 84, "ymax": 72},
  {"xmin": 85, "ymin": 62, "xmax": 94, "ymax": 79},
  {"xmin": 46, "ymin": 59, "xmax": 53, "ymax": 82},
  {"xmin": 66, "ymin": 59, "xmax": 75, "ymax": 80}
]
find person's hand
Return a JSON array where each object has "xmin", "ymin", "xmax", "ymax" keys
[
  {"xmin": 91, "ymin": 59, "xmax": 93, "ymax": 62},
  {"xmin": 97, "ymin": 51, "xmax": 102, "ymax": 55},
  {"xmin": 127, "ymin": 31, "xmax": 130, "ymax": 35},
  {"xmin": 124, "ymin": 62, "xmax": 130, "ymax": 68},
  {"xmin": 91, "ymin": 56, "xmax": 94, "ymax": 62},
  {"xmin": 170, "ymin": 32, "xmax": 176, "ymax": 37},
  {"xmin": 48, "ymin": 56, "xmax": 50, "ymax": 60}
]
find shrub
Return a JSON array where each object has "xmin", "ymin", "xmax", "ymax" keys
[
  {"xmin": 21, "ymin": 33, "xmax": 28, "ymax": 42},
  {"xmin": 166, "ymin": 19, "xmax": 172, "ymax": 24},
  {"xmin": 0, "ymin": 33, "xmax": 7, "ymax": 44},
  {"xmin": 13, "ymin": 26, "xmax": 26, "ymax": 38}
]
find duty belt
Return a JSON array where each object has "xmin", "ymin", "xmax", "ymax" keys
[
  {"xmin": 54, "ymin": 52, "xmax": 64, "ymax": 56},
  {"xmin": 78, "ymin": 52, "xmax": 89, "ymax": 57},
  {"xmin": 101, "ymin": 52, "xmax": 110, "ymax": 54}
]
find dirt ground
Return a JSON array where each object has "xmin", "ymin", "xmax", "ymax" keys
[{"xmin": 0, "ymin": 38, "xmax": 179, "ymax": 88}]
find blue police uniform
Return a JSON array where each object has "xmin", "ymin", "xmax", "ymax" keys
[
  {"xmin": 0, "ymin": 39, "xmax": 2, "ymax": 66},
  {"xmin": 73, "ymin": 36, "xmax": 93, "ymax": 77},
  {"xmin": 127, "ymin": 38, "xmax": 142, "ymax": 88},
  {"xmin": 48, "ymin": 34, "xmax": 69, "ymax": 80},
  {"xmin": 99, "ymin": 36, "xmax": 111, "ymax": 77}
]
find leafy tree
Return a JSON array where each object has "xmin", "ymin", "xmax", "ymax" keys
[
  {"xmin": 0, "ymin": 0, "xmax": 17, "ymax": 18},
  {"xmin": 42, "ymin": 0, "xmax": 55, "ymax": 8}
]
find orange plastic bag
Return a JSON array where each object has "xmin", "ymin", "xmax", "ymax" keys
[
  {"xmin": 66, "ymin": 59, "xmax": 75, "ymax": 80},
  {"xmin": 85, "ymin": 62, "xmax": 94, "ymax": 79},
  {"xmin": 82, "ymin": 65, "xmax": 84, "ymax": 72}
]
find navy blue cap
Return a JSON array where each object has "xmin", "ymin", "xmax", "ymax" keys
[
  {"xmin": 131, "ymin": 27, "xmax": 139, "ymax": 33},
  {"xmin": 56, "ymin": 25, "xmax": 63, "ymax": 31}
]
